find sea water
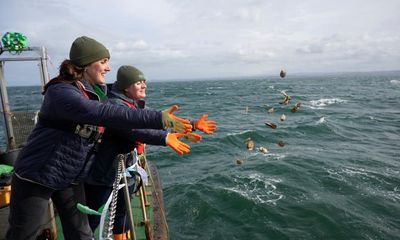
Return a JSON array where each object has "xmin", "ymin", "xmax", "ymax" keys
[{"xmin": 1, "ymin": 71, "xmax": 399, "ymax": 239}]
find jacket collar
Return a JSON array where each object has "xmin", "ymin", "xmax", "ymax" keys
[
  {"xmin": 109, "ymin": 83, "xmax": 145, "ymax": 108},
  {"xmin": 78, "ymin": 79, "xmax": 95, "ymax": 92},
  {"xmin": 77, "ymin": 79, "xmax": 108, "ymax": 100},
  {"xmin": 78, "ymin": 79, "xmax": 107, "ymax": 94},
  {"xmin": 135, "ymin": 99, "xmax": 145, "ymax": 109},
  {"xmin": 96, "ymin": 83, "xmax": 108, "ymax": 95},
  {"xmin": 110, "ymin": 83, "xmax": 135, "ymax": 104}
]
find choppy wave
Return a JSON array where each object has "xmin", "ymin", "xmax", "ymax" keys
[
  {"xmin": 261, "ymin": 152, "xmax": 286, "ymax": 161},
  {"xmin": 226, "ymin": 129, "xmax": 253, "ymax": 137},
  {"xmin": 325, "ymin": 166, "xmax": 400, "ymax": 201},
  {"xmin": 224, "ymin": 173, "xmax": 283, "ymax": 205},
  {"xmin": 389, "ymin": 79, "xmax": 400, "ymax": 85},
  {"xmin": 316, "ymin": 116, "xmax": 326, "ymax": 124},
  {"xmin": 308, "ymin": 98, "xmax": 348, "ymax": 109}
]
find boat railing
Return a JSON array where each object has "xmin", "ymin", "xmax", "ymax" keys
[
  {"xmin": 0, "ymin": 46, "xmax": 49, "ymax": 153},
  {"xmin": 0, "ymin": 42, "xmax": 55, "ymax": 239},
  {"xmin": 9, "ymin": 111, "xmax": 37, "ymax": 148}
]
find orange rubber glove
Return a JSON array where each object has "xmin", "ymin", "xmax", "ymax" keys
[
  {"xmin": 184, "ymin": 132, "xmax": 202, "ymax": 143},
  {"xmin": 166, "ymin": 133, "xmax": 190, "ymax": 155},
  {"xmin": 162, "ymin": 105, "xmax": 192, "ymax": 133},
  {"xmin": 194, "ymin": 114, "xmax": 216, "ymax": 134}
]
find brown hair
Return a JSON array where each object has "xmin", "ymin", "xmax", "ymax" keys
[{"xmin": 43, "ymin": 60, "xmax": 85, "ymax": 94}]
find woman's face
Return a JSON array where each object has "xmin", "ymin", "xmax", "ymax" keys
[
  {"xmin": 124, "ymin": 80, "xmax": 146, "ymax": 100},
  {"xmin": 84, "ymin": 58, "xmax": 110, "ymax": 85}
]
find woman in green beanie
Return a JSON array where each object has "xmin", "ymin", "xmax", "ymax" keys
[
  {"xmin": 6, "ymin": 36, "xmax": 193, "ymax": 240},
  {"xmin": 84, "ymin": 65, "xmax": 217, "ymax": 239}
]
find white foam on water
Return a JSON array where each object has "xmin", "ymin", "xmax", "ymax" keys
[
  {"xmin": 327, "ymin": 166, "xmax": 379, "ymax": 181},
  {"xmin": 308, "ymin": 98, "xmax": 348, "ymax": 109},
  {"xmin": 363, "ymin": 185, "xmax": 400, "ymax": 203},
  {"xmin": 326, "ymin": 168, "xmax": 346, "ymax": 182},
  {"xmin": 325, "ymin": 166, "xmax": 375, "ymax": 184},
  {"xmin": 207, "ymin": 86, "xmax": 224, "ymax": 89},
  {"xmin": 264, "ymin": 153, "xmax": 286, "ymax": 161},
  {"xmin": 389, "ymin": 79, "xmax": 400, "ymax": 85},
  {"xmin": 384, "ymin": 188, "xmax": 400, "ymax": 201},
  {"xmin": 226, "ymin": 129, "xmax": 252, "ymax": 137},
  {"xmin": 316, "ymin": 116, "xmax": 326, "ymax": 124},
  {"xmin": 342, "ymin": 167, "xmax": 369, "ymax": 176},
  {"xmin": 326, "ymin": 166, "xmax": 399, "ymax": 202},
  {"xmin": 224, "ymin": 173, "xmax": 283, "ymax": 205}
]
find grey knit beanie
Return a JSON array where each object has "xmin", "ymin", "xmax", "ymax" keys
[
  {"xmin": 69, "ymin": 36, "xmax": 110, "ymax": 67},
  {"xmin": 115, "ymin": 65, "xmax": 146, "ymax": 91}
]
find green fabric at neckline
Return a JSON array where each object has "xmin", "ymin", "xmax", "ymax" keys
[{"xmin": 93, "ymin": 84, "xmax": 107, "ymax": 101}]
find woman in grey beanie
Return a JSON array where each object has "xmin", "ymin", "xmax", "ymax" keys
[{"xmin": 6, "ymin": 36, "xmax": 193, "ymax": 240}]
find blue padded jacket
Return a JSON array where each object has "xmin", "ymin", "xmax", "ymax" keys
[
  {"xmin": 14, "ymin": 79, "xmax": 163, "ymax": 190},
  {"xmin": 85, "ymin": 85, "xmax": 168, "ymax": 186}
]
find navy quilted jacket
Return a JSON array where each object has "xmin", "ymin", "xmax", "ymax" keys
[
  {"xmin": 14, "ymin": 79, "xmax": 163, "ymax": 190},
  {"xmin": 85, "ymin": 85, "xmax": 168, "ymax": 186}
]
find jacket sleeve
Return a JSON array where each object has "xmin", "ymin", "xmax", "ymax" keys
[
  {"xmin": 106, "ymin": 97, "xmax": 167, "ymax": 145},
  {"xmin": 42, "ymin": 83, "xmax": 164, "ymax": 130},
  {"xmin": 111, "ymin": 128, "xmax": 168, "ymax": 146}
]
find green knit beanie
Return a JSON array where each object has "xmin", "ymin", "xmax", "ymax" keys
[
  {"xmin": 69, "ymin": 36, "xmax": 110, "ymax": 67},
  {"xmin": 115, "ymin": 65, "xmax": 146, "ymax": 91}
]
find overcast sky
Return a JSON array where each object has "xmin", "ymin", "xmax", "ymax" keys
[{"xmin": 1, "ymin": 0, "xmax": 400, "ymax": 85}]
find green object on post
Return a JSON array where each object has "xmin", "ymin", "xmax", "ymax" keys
[{"xmin": 1, "ymin": 32, "xmax": 28, "ymax": 54}]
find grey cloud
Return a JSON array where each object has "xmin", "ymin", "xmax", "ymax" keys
[
  {"xmin": 1, "ymin": 0, "xmax": 400, "ymax": 83},
  {"xmin": 296, "ymin": 44, "xmax": 324, "ymax": 54}
]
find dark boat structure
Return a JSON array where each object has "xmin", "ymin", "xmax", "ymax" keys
[{"xmin": 0, "ymin": 37, "xmax": 168, "ymax": 240}]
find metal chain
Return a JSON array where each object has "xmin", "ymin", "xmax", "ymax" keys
[{"xmin": 103, "ymin": 154, "xmax": 125, "ymax": 239}]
